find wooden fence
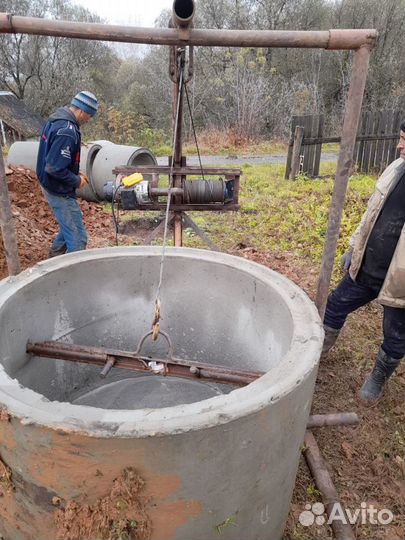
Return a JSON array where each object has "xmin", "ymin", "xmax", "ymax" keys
[{"xmin": 285, "ymin": 110, "xmax": 403, "ymax": 179}]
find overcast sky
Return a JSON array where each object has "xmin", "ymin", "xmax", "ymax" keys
[{"xmin": 72, "ymin": 0, "xmax": 171, "ymax": 26}]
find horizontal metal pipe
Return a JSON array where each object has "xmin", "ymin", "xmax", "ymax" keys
[
  {"xmin": 304, "ymin": 431, "xmax": 356, "ymax": 540},
  {"xmin": 151, "ymin": 187, "xmax": 184, "ymax": 196},
  {"xmin": 0, "ymin": 14, "xmax": 377, "ymax": 50},
  {"xmin": 307, "ymin": 412, "xmax": 359, "ymax": 428},
  {"xmin": 27, "ymin": 341, "xmax": 263, "ymax": 387}
]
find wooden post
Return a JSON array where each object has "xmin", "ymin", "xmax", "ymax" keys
[
  {"xmin": 0, "ymin": 119, "xmax": 7, "ymax": 147},
  {"xmin": 313, "ymin": 115, "xmax": 324, "ymax": 176},
  {"xmin": 289, "ymin": 125, "xmax": 304, "ymax": 180},
  {"xmin": 0, "ymin": 149, "xmax": 20, "ymax": 275}
]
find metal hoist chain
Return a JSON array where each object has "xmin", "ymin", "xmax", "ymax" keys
[{"xmin": 151, "ymin": 53, "xmax": 185, "ymax": 341}]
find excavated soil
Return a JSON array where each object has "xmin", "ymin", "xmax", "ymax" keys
[
  {"xmin": 0, "ymin": 166, "xmax": 116, "ymax": 277},
  {"xmin": 54, "ymin": 468, "xmax": 151, "ymax": 540},
  {"xmin": 0, "ymin": 178, "xmax": 403, "ymax": 540}
]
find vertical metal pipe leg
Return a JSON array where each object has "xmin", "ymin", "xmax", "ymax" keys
[
  {"xmin": 0, "ymin": 149, "xmax": 20, "ymax": 276},
  {"xmin": 174, "ymin": 212, "xmax": 183, "ymax": 246},
  {"xmin": 315, "ymin": 45, "xmax": 371, "ymax": 319}
]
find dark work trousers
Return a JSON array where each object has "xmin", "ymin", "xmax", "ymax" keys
[{"xmin": 324, "ymin": 273, "xmax": 405, "ymax": 360}]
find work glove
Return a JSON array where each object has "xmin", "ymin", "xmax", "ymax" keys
[
  {"xmin": 340, "ymin": 251, "xmax": 352, "ymax": 272},
  {"xmin": 79, "ymin": 172, "xmax": 88, "ymax": 190}
]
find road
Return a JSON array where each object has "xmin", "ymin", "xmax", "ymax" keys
[{"xmin": 156, "ymin": 153, "xmax": 338, "ymax": 166}]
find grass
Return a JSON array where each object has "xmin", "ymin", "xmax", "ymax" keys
[
  {"xmin": 107, "ymin": 161, "xmax": 376, "ymax": 287},
  {"xmin": 153, "ymin": 131, "xmax": 340, "ymax": 158},
  {"xmin": 180, "ymin": 162, "xmax": 375, "ymax": 284},
  {"xmin": 182, "ymin": 139, "xmax": 287, "ymax": 156}
]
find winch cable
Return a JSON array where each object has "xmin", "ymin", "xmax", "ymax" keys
[
  {"xmin": 184, "ymin": 81, "xmax": 218, "ymax": 202},
  {"xmin": 184, "ymin": 81, "xmax": 205, "ymax": 183},
  {"xmin": 152, "ymin": 55, "xmax": 185, "ymax": 340}
]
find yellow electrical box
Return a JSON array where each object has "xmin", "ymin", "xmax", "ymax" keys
[{"xmin": 122, "ymin": 173, "xmax": 144, "ymax": 188}]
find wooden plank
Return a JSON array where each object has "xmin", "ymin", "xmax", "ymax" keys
[
  {"xmin": 289, "ymin": 126, "xmax": 304, "ymax": 180},
  {"xmin": 285, "ymin": 115, "xmax": 298, "ymax": 179},
  {"xmin": 369, "ymin": 110, "xmax": 381, "ymax": 171},
  {"xmin": 381, "ymin": 110, "xmax": 394, "ymax": 169},
  {"xmin": 362, "ymin": 111, "xmax": 373, "ymax": 173},
  {"xmin": 375, "ymin": 110, "xmax": 388, "ymax": 172},
  {"xmin": 303, "ymin": 134, "xmax": 397, "ymax": 145},
  {"xmin": 0, "ymin": 149, "xmax": 21, "ymax": 275},
  {"xmin": 353, "ymin": 111, "xmax": 363, "ymax": 168},
  {"xmin": 302, "ymin": 115, "xmax": 311, "ymax": 174},
  {"xmin": 313, "ymin": 115, "xmax": 324, "ymax": 176},
  {"xmin": 388, "ymin": 110, "xmax": 402, "ymax": 163},
  {"xmin": 306, "ymin": 115, "xmax": 316, "ymax": 176},
  {"xmin": 356, "ymin": 110, "xmax": 368, "ymax": 171}
]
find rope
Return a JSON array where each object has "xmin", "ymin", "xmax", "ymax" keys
[{"xmin": 152, "ymin": 55, "xmax": 185, "ymax": 340}]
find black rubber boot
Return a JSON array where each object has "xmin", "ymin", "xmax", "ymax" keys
[
  {"xmin": 320, "ymin": 325, "xmax": 341, "ymax": 360},
  {"xmin": 359, "ymin": 347, "xmax": 401, "ymax": 403},
  {"xmin": 48, "ymin": 245, "xmax": 67, "ymax": 258}
]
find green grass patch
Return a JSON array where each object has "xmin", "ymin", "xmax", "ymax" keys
[
  {"xmin": 184, "ymin": 163, "xmax": 375, "ymax": 283},
  {"xmin": 322, "ymin": 142, "xmax": 340, "ymax": 154}
]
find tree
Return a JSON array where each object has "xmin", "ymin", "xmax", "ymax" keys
[{"xmin": 0, "ymin": 0, "xmax": 120, "ymax": 116}]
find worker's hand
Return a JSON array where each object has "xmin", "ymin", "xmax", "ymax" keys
[
  {"xmin": 79, "ymin": 172, "xmax": 88, "ymax": 190},
  {"xmin": 340, "ymin": 251, "xmax": 352, "ymax": 272}
]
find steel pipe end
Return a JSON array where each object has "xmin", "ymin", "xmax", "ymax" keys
[{"xmin": 172, "ymin": 0, "xmax": 195, "ymax": 29}]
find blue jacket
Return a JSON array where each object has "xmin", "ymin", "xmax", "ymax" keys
[{"xmin": 36, "ymin": 107, "xmax": 81, "ymax": 198}]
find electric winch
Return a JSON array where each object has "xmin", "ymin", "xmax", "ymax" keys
[{"xmin": 104, "ymin": 173, "xmax": 235, "ymax": 210}]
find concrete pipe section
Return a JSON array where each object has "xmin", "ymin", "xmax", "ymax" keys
[
  {"xmin": 7, "ymin": 141, "xmax": 157, "ymax": 202},
  {"xmin": 0, "ymin": 247, "xmax": 323, "ymax": 540},
  {"xmin": 7, "ymin": 140, "xmax": 39, "ymax": 171},
  {"xmin": 77, "ymin": 140, "xmax": 113, "ymax": 202},
  {"xmin": 90, "ymin": 143, "xmax": 157, "ymax": 199}
]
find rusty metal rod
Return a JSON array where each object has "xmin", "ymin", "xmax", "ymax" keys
[
  {"xmin": 151, "ymin": 187, "xmax": 183, "ymax": 196},
  {"xmin": 0, "ymin": 149, "xmax": 20, "ymax": 276},
  {"xmin": 26, "ymin": 341, "xmax": 263, "ymax": 386},
  {"xmin": 0, "ymin": 15, "xmax": 377, "ymax": 50},
  {"xmin": 307, "ymin": 412, "xmax": 359, "ymax": 429},
  {"xmin": 304, "ymin": 431, "xmax": 356, "ymax": 540},
  {"xmin": 316, "ymin": 45, "xmax": 372, "ymax": 319}
]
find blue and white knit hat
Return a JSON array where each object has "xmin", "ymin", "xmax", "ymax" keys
[{"xmin": 71, "ymin": 91, "xmax": 98, "ymax": 116}]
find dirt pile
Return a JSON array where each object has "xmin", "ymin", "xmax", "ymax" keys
[{"xmin": 0, "ymin": 167, "xmax": 115, "ymax": 279}]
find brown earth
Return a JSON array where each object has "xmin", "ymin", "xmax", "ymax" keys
[
  {"xmin": 0, "ymin": 174, "xmax": 403, "ymax": 540},
  {"xmin": 0, "ymin": 166, "xmax": 117, "ymax": 277},
  {"xmin": 54, "ymin": 468, "xmax": 151, "ymax": 540}
]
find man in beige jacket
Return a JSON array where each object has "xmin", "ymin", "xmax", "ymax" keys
[{"xmin": 322, "ymin": 121, "xmax": 405, "ymax": 403}]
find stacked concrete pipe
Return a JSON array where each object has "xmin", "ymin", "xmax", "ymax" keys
[
  {"xmin": 0, "ymin": 247, "xmax": 323, "ymax": 540},
  {"xmin": 7, "ymin": 140, "xmax": 157, "ymax": 202}
]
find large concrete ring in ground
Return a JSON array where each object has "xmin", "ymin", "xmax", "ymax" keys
[{"xmin": 0, "ymin": 247, "xmax": 323, "ymax": 540}]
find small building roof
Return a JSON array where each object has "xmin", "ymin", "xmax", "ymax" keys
[{"xmin": 0, "ymin": 92, "xmax": 44, "ymax": 137}]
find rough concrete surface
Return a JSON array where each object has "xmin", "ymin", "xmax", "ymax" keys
[{"xmin": 0, "ymin": 247, "xmax": 322, "ymax": 539}]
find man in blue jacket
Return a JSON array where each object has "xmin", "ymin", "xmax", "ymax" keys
[{"xmin": 36, "ymin": 91, "xmax": 98, "ymax": 256}]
